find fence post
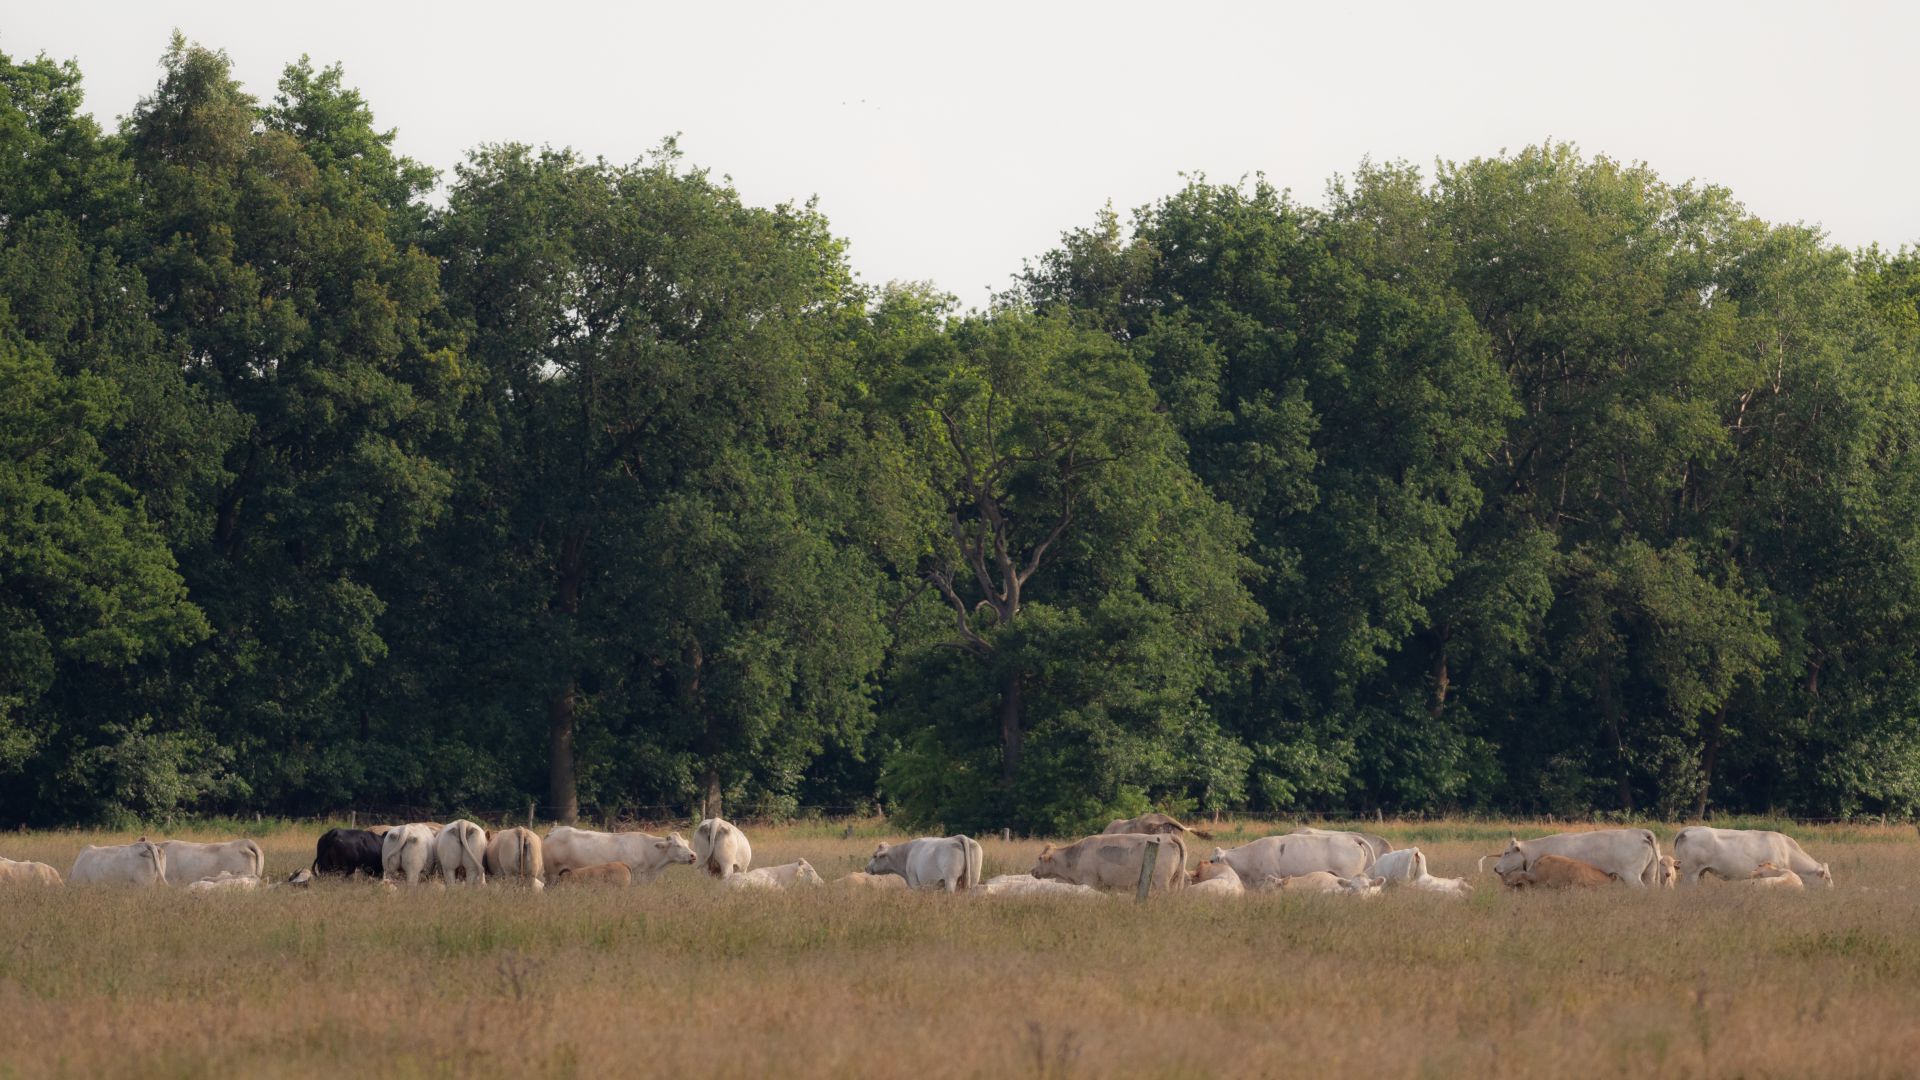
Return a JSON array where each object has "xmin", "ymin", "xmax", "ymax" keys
[
  {"xmin": 1001, "ymin": 828, "xmax": 1010, "ymax": 842},
  {"xmin": 1135, "ymin": 837, "xmax": 1162, "ymax": 904},
  {"xmin": 527, "ymin": 800, "xmax": 536, "ymax": 831},
  {"xmin": 349, "ymin": 810, "xmax": 356, "ymax": 828}
]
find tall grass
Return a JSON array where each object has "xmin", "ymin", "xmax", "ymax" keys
[{"xmin": 0, "ymin": 823, "xmax": 1914, "ymax": 1077}]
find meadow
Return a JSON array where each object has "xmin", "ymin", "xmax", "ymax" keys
[{"xmin": 1, "ymin": 819, "xmax": 1916, "ymax": 1078}]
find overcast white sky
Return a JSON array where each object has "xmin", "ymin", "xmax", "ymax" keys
[{"xmin": 6, "ymin": 2, "xmax": 1915, "ymax": 306}]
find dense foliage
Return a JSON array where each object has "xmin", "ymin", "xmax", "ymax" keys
[{"xmin": 5, "ymin": 40, "xmax": 1919, "ymax": 828}]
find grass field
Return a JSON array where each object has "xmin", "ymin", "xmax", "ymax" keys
[{"xmin": 1, "ymin": 819, "xmax": 1916, "ymax": 1078}]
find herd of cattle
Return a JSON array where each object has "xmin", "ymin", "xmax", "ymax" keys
[{"xmin": 0, "ymin": 811, "xmax": 1838, "ymax": 897}]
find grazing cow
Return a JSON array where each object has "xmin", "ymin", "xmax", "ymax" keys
[
  {"xmin": 187, "ymin": 871, "xmax": 261, "ymax": 893},
  {"xmin": 556, "ymin": 862, "xmax": 631, "ymax": 887},
  {"xmin": 982, "ymin": 874, "xmax": 1102, "ymax": 897},
  {"xmin": 0, "ymin": 857, "xmax": 63, "ymax": 886},
  {"xmin": 1499, "ymin": 853, "xmax": 1620, "ymax": 889},
  {"xmin": 381, "ymin": 824, "xmax": 440, "ymax": 885},
  {"xmin": 1746, "ymin": 862, "xmax": 1805, "ymax": 890},
  {"xmin": 1188, "ymin": 860, "xmax": 1245, "ymax": 896},
  {"xmin": 1480, "ymin": 829, "xmax": 1662, "ymax": 887},
  {"xmin": 724, "ymin": 859, "xmax": 824, "ymax": 890},
  {"xmin": 71, "ymin": 838, "xmax": 168, "ymax": 886},
  {"xmin": 1031, "ymin": 833, "xmax": 1187, "ymax": 893},
  {"xmin": 435, "ymin": 820, "xmax": 488, "ymax": 886},
  {"xmin": 1101, "ymin": 812, "xmax": 1213, "ymax": 840},
  {"xmin": 833, "ymin": 871, "xmax": 908, "ymax": 890},
  {"xmin": 1288, "ymin": 827, "xmax": 1392, "ymax": 861},
  {"xmin": 1371, "ymin": 848, "xmax": 1428, "ymax": 883},
  {"xmin": 692, "ymin": 818, "xmax": 753, "ymax": 880},
  {"xmin": 867, "ymin": 835, "xmax": 985, "ymax": 892},
  {"xmin": 543, "ymin": 826, "xmax": 696, "ymax": 884},
  {"xmin": 313, "ymin": 828, "xmax": 385, "ymax": 878},
  {"xmin": 1673, "ymin": 827, "xmax": 1832, "ymax": 888},
  {"xmin": 485, "ymin": 827, "xmax": 545, "ymax": 889},
  {"xmin": 1206, "ymin": 833, "xmax": 1371, "ymax": 885},
  {"xmin": 1656, "ymin": 855, "xmax": 1679, "ymax": 889},
  {"xmin": 159, "ymin": 839, "xmax": 264, "ymax": 885}
]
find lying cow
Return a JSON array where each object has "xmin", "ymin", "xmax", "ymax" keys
[
  {"xmin": 833, "ymin": 871, "xmax": 908, "ymax": 890},
  {"xmin": 1206, "ymin": 832, "xmax": 1371, "ymax": 885},
  {"xmin": 556, "ymin": 862, "xmax": 631, "ymax": 886},
  {"xmin": 1745, "ymin": 862, "xmax": 1805, "ymax": 890},
  {"xmin": 982, "ymin": 874, "xmax": 1102, "ymax": 897},
  {"xmin": 1481, "ymin": 828, "xmax": 1662, "ymax": 887},
  {"xmin": 1032, "ymin": 832, "xmax": 1187, "ymax": 892},
  {"xmin": 692, "ymin": 817, "xmax": 752, "ymax": 880},
  {"xmin": 867, "ymin": 835, "xmax": 985, "ymax": 891},
  {"xmin": 314, "ymin": 828, "xmax": 385, "ymax": 878},
  {"xmin": 381, "ymin": 823, "xmax": 441, "ymax": 885},
  {"xmin": 725, "ymin": 860, "xmax": 824, "ymax": 890},
  {"xmin": 187, "ymin": 871, "xmax": 261, "ymax": 893},
  {"xmin": 1673, "ymin": 827, "xmax": 1832, "ymax": 888},
  {"xmin": 1101, "ymin": 812, "xmax": 1212, "ymax": 840},
  {"xmin": 485, "ymin": 827, "xmax": 544, "ymax": 889},
  {"xmin": 0, "ymin": 857, "xmax": 63, "ymax": 886},
  {"xmin": 435, "ymin": 820, "xmax": 488, "ymax": 886},
  {"xmin": 1188, "ymin": 860, "xmax": 1244, "ymax": 896},
  {"xmin": 71, "ymin": 838, "xmax": 168, "ymax": 886},
  {"xmin": 1499, "ymin": 853, "xmax": 1619, "ymax": 889},
  {"xmin": 1288, "ymin": 827, "xmax": 1392, "ymax": 861},
  {"xmin": 159, "ymin": 839, "xmax": 264, "ymax": 885},
  {"xmin": 544, "ymin": 826, "xmax": 696, "ymax": 884},
  {"xmin": 1369, "ymin": 847, "xmax": 1471, "ymax": 895}
]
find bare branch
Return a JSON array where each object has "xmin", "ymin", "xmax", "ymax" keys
[{"xmin": 926, "ymin": 568, "xmax": 993, "ymax": 657}]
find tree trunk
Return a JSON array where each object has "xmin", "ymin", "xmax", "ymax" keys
[
  {"xmin": 1694, "ymin": 704, "xmax": 1725, "ymax": 820},
  {"xmin": 548, "ymin": 680, "xmax": 579, "ymax": 824},
  {"xmin": 999, "ymin": 669, "xmax": 1025, "ymax": 785},
  {"xmin": 702, "ymin": 766, "xmax": 722, "ymax": 821},
  {"xmin": 1428, "ymin": 625, "xmax": 1451, "ymax": 720},
  {"xmin": 1599, "ymin": 664, "xmax": 1634, "ymax": 813}
]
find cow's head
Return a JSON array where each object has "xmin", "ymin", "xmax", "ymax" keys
[
  {"xmin": 864, "ymin": 843, "xmax": 892, "ymax": 876},
  {"xmin": 1030, "ymin": 844, "xmax": 1059, "ymax": 880},
  {"xmin": 1195, "ymin": 860, "xmax": 1237, "ymax": 885},
  {"xmin": 1656, "ymin": 855, "xmax": 1679, "ymax": 889},
  {"xmin": 1481, "ymin": 838, "xmax": 1526, "ymax": 880},
  {"xmin": 1811, "ymin": 862, "xmax": 1834, "ymax": 887},
  {"xmin": 657, "ymin": 833, "xmax": 696, "ymax": 864},
  {"xmin": 794, "ymin": 859, "xmax": 824, "ymax": 886}
]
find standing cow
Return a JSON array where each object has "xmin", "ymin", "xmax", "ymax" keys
[
  {"xmin": 313, "ymin": 828, "xmax": 386, "ymax": 878},
  {"xmin": 159, "ymin": 839, "xmax": 264, "ymax": 885},
  {"xmin": 1032, "ymin": 833, "xmax": 1187, "ymax": 892},
  {"xmin": 71, "ymin": 838, "xmax": 168, "ymax": 886},
  {"xmin": 692, "ymin": 817, "xmax": 752, "ymax": 880},
  {"xmin": 485, "ymin": 827, "xmax": 545, "ymax": 889},
  {"xmin": 1480, "ymin": 829, "xmax": 1664, "ymax": 888},
  {"xmin": 1205, "ymin": 833, "xmax": 1371, "ymax": 884},
  {"xmin": 867, "ymin": 836, "xmax": 984, "ymax": 891},
  {"xmin": 435, "ymin": 820, "xmax": 489, "ymax": 886},
  {"xmin": 382, "ymin": 824, "xmax": 440, "ymax": 885},
  {"xmin": 544, "ymin": 826, "xmax": 696, "ymax": 884},
  {"xmin": 1672, "ymin": 827, "xmax": 1832, "ymax": 887}
]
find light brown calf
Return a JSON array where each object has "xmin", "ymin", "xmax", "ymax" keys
[
  {"xmin": 1746, "ymin": 862, "xmax": 1806, "ymax": 890},
  {"xmin": 1500, "ymin": 853, "xmax": 1620, "ymax": 889},
  {"xmin": 556, "ymin": 862, "xmax": 632, "ymax": 887}
]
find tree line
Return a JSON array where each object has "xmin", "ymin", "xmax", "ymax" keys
[{"xmin": 5, "ymin": 39, "xmax": 1920, "ymax": 830}]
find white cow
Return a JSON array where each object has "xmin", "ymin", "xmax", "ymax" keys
[
  {"xmin": 435, "ymin": 820, "xmax": 488, "ymax": 885},
  {"xmin": 1481, "ymin": 829, "xmax": 1663, "ymax": 888},
  {"xmin": 1288, "ymin": 827, "xmax": 1392, "ymax": 861},
  {"xmin": 1206, "ymin": 833, "xmax": 1372, "ymax": 884},
  {"xmin": 71, "ymin": 838, "xmax": 168, "ymax": 886},
  {"xmin": 543, "ymin": 826, "xmax": 696, "ymax": 884},
  {"xmin": 981, "ymin": 874, "xmax": 1102, "ymax": 897},
  {"xmin": 1188, "ymin": 860, "xmax": 1245, "ymax": 896},
  {"xmin": 724, "ymin": 859, "xmax": 824, "ymax": 890},
  {"xmin": 692, "ymin": 818, "xmax": 752, "ymax": 879},
  {"xmin": 1369, "ymin": 847, "xmax": 1471, "ymax": 895},
  {"xmin": 0, "ymin": 857, "xmax": 63, "ymax": 886},
  {"xmin": 159, "ymin": 839, "xmax": 264, "ymax": 885},
  {"xmin": 1673, "ymin": 827, "xmax": 1832, "ymax": 888},
  {"xmin": 187, "ymin": 871, "xmax": 261, "ymax": 893},
  {"xmin": 866, "ymin": 836, "xmax": 984, "ymax": 892},
  {"xmin": 382, "ymin": 823, "xmax": 441, "ymax": 885}
]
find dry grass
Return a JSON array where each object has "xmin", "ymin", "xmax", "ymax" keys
[{"xmin": 1, "ymin": 820, "xmax": 1917, "ymax": 1078}]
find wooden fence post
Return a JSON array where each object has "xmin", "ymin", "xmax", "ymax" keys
[
  {"xmin": 349, "ymin": 810, "xmax": 356, "ymax": 828},
  {"xmin": 1001, "ymin": 828, "xmax": 1011, "ymax": 842},
  {"xmin": 1135, "ymin": 837, "xmax": 1162, "ymax": 904},
  {"xmin": 527, "ymin": 800, "xmax": 536, "ymax": 831}
]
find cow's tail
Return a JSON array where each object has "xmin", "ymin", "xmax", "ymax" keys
[
  {"xmin": 1188, "ymin": 825, "xmax": 1214, "ymax": 841},
  {"xmin": 1168, "ymin": 833, "xmax": 1189, "ymax": 890},
  {"xmin": 1412, "ymin": 848, "xmax": 1428, "ymax": 879},
  {"xmin": 962, "ymin": 835, "xmax": 983, "ymax": 891},
  {"xmin": 519, "ymin": 829, "xmax": 534, "ymax": 882},
  {"xmin": 245, "ymin": 839, "xmax": 264, "ymax": 879},
  {"xmin": 1642, "ymin": 829, "xmax": 1661, "ymax": 887}
]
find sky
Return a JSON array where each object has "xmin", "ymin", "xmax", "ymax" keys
[{"xmin": 5, "ymin": 1, "xmax": 1915, "ymax": 307}]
